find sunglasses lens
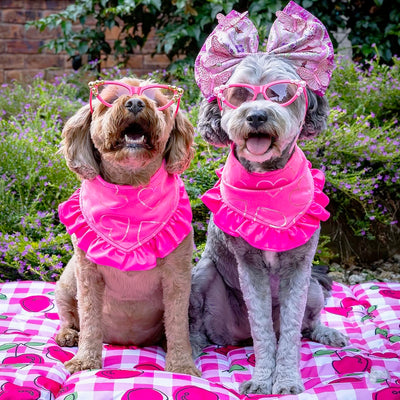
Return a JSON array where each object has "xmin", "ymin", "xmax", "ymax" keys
[
  {"xmin": 97, "ymin": 84, "xmax": 130, "ymax": 105},
  {"xmin": 266, "ymin": 83, "xmax": 297, "ymax": 104},
  {"xmin": 223, "ymin": 86, "xmax": 254, "ymax": 107},
  {"xmin": 145, "ymin": 86, "xmax": 176, "ymax": 100},
  {"xmin": 142, "ymin": 86, "xmax": 177, "ymax": 109}
]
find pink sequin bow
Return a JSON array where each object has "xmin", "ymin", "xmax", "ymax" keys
[{"xmin": 194, "ymin": 1, "xmax": 334, "ymax": 101}]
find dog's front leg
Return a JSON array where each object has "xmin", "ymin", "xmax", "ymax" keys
[
  {"xmin": 272, "ymin": 254, "xmax": 312, "ymax": 394},
  {"xmin": 64, "ymin": 246, "xmax": 105, "ymax": 374},
  {"xmin": 235, "ymin": 249, "xmax": 276, "ymax": 395},
  {"xmin": 161, "ymin": 234, "xmax": 201, "ymax": 377}
]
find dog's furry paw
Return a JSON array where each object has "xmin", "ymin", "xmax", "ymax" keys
[
  {"xmin": 56, "ymin": 328, "xmax": 79, "ymax": 347},
  {"xmin": 189, "ymin": 333, "xmax": 208, "ymax": 359},
  {"xmin": 239, "ymin": 378, "xmax": 273, "ymax": 395},
  {"xmin": 65, "ymin": 355, "xmax": 102, "ymax": 374},
  {"xmin": 166, "ymin": 362, "xmax": 202, "ymax": 377},
  {"xmin": 272, "ymin": 374, "xmax": 305, "ymax": 395},
  {"xmin": 165, "ymin": 353, "xmax": 201, "ymax": 377},
  {"xmin": 309, "ymin": 324, "xmax": 349, "ymax": 347}
]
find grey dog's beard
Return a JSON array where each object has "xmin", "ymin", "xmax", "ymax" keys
[{"xmin": 234, "ymin": 133, "xmax": 298, "ymax": 173}]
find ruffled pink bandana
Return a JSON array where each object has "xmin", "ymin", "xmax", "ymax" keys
[
  {"xmin": 195, "ymin": 1, "xmax": 334, "ymax": 101},
  {"xmin": 58, "ymin": 165, "xmax": 192, "ymax": 271},
  {"xmin": 201, "ymin": 146, "xmax": 330, "ymax": 251}
]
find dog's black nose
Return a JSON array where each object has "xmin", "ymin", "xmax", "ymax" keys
[
  {"xmin": 125, "ymin": 98, "xmax": 145, "ymax": 114},
  {"xmin": 246, "ymin": 111, "xmax": 268, "ymax": 129}
]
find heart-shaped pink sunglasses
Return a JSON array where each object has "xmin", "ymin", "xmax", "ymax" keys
[
  {"xmin": 88, "ymin": 80, "xmax": 184, "ymax": 115},
  {"xmin": 214, "ymin": 80, "xmax": 308, "ymax": 110}
]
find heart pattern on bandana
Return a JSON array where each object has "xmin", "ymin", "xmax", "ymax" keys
[
  {"xmin": 138, "ymin": 186, "xmax": 162, "ymax": 209},
  {"xmin": 254, "ymin": 206, "xmax": 288, "ymax": 227},
  {"xmin": 100, "ymin": 214, "xmax": 131, "ymax": 245}
]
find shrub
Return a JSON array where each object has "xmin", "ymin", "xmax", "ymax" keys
[
  {"xmin": 28, "ymin": 0, "xmax": 400, "ymax": 73},
  {"xmin": 0, "ymin": 76, "xmax": 81, "ymax": 281},
  {"xmin": 302, "ymin": 56, "xmax": 400, "ymax": 262}
]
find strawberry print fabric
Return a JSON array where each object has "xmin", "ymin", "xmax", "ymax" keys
[{"xmin": 0, "ymin": 280, "xmax": 399, "ymax": 399}]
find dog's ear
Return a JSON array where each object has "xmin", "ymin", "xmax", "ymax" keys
[
  {"xmin": 198, "ymin": 98, "xmax": 231, "ymax": 147},
  {"xmin": 164, "ymin": 110, "xmax": 195, "ymax": 175},
  {"xmin": 60, "ymin": 104, "xmax": 100, "ymax": 180},
  {"xmin": 299, "ymin": 89, "xmax": 329, "ymax": 140}
]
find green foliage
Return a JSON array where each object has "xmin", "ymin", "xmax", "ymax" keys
[
  {"xmin": 25, "ymin": 0, "xmax": 283, "ymax": 69},
  {"xmin": 27, "ymin": 0, "xmax": 400, "ymax": 72},
  {"xmin": 300, "ymin": 56, "xmax": 400, "ymax": 261},
  {"xmin": 0, "ymin": 214, "xmax": 72, "ymax": 282},
  {"xmin": 183, "ymin": 133, "xmax": 228, "ymax": 248},
  {"xmin": 328, "ymin": 54, "xmax": 400, "ymax": 122},
  {"xmin": 336, "ymin": 0, "xmax": 400, "ymax": 62},
  {"xmin": 0, "ymin": 76, "xmax": 81, "ymax": 281},
  {"xmin": 27, "ymin": 0, "xmax": 163, "ymax": 71}
]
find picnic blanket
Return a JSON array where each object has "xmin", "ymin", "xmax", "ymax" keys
[{"xmin": 0, "ymin": 280, "xmax": 399, "ymax": 399}]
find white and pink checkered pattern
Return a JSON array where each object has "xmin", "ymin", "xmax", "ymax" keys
[{"xmin": 0, "ymin": 280, "xmax": 399, "ymax": 399}]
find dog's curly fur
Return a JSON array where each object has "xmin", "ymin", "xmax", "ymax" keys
[
  {"xmin": 189, "ymin": 56, "xmax": 348, "ymax": 394},
  {"xmin": 55, "ymin": 77, "xmax": 200, "ymax": 377}
]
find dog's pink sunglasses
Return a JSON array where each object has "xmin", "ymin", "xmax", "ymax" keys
[
  {"xmin": 88, "ymin": 80, "xmax": 184, "ymax": 115},
  {"xmin": 214, "ymin": 80, "xmax": 308, "ymax": 110}
]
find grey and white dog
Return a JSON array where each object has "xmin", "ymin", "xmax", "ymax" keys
[{"xmin": 189, "ymin": 55, "xmax": 349, "ymax": 395}]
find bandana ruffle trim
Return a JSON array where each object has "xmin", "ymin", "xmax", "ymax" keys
[
  {"xmin": 59, "ymin": 181, "xmax": 192, "ymax": 271},
  {"xmin": 202, "ymin": 168, "xmax": 330, "ymax": 252}
]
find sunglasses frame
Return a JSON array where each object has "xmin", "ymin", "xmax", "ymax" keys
[
  {"xmin": 88, "ymin": 80, "xmax": 184, "ymax": 115},
  {"xmin": 214, "ymin": 79, "xmax": 308, "ymax": 110}
]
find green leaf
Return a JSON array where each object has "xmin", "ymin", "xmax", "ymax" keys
[
  {"xmin": 370, "ymin": 285, "xmax": 380, "ymax": 290},
  {"xmin": 64, "ymin": 393, "xmax": 78, "ymax": 400},
  {"xmin": 25, "ymin": 342, "xmax": 45, "ymax": 347},
  {"xmin": 361, "ymin": 315, "xmax": 373, "ymax": 322},
  {"xmin": 0, "ymin": 293, "xmax": 7, "ymax": 300},
  {"xmin": 0, "ymin": 315, "xmax": 8, "ymax": 319},
  {"xmin": 164, "ymin": 41, "xmax": 173, "ymax": 55},
  {"xmin": 343, "ymin": 348, "xmax": 361, "ymax": 353},
  {"xmin": 186, "ymin": 24, "xmax": 201, "ymax": 41},
  {"xmin": 302, "ymin": 0, "xmax": 313, "ymax": 8},
  {"xmin": 389, "ymin": 335, "xmax": 400, "ymax": 343},
  {"xmin": 367, "ymin": 305, "xmax": 377, "ymax": 313},
  {"xmin": 210, "ymin": 3, "xmax": 223, "ymax": 20},
  {"xmin": 375, "ymin": 328, "xmax": 388, "ymax": 337},
  {"xmin": 78, "ymin": 42, "xmax": 89, "ymax": 55},
  {"xmin": 0, "ymin": 343, "xmax": 18, "ymax": 351},
  {"xmin": 61, "ymin": 20, "xmax": 72, "ymax": 34},
  {"xmin": 228, "ymin": 364, "xmax": 247, "ymax": 373},
  {"xmin": 313, "ymin": 349, "xmax": 336, "ymax": 357},
  {"xmin": 149, "ymin": 0, "xmax": 161, "ymax": 10}
]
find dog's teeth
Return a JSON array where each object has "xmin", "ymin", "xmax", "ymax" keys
[{"xmin": 125, "ymin": 134, "xmax": 145, "ymax": 144}]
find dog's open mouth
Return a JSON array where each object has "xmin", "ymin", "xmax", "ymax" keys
[
  {"xmin": 245, "ymin": 133, "xmax": 274, "ymax": 156},
  {"xmin": 121, "ymin": 123, "xmax": 150, "ymax": 149}
]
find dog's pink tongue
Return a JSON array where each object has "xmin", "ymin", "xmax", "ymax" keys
[{"xmin": 246, "ymin": 136, "xmax": 271, "ymax": 155}]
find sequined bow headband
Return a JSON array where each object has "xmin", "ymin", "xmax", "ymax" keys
[{"xmin": 194, "ymin": 1, "xmax": 334, "ymax": 102}]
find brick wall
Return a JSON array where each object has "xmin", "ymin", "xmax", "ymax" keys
[{"xmin": 0, "ymin": 0, "xmax": 170, "ymax": 83}]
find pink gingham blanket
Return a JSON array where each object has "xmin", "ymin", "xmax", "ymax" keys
[{"xmin": 0, "ymin": 280, "xmax": 399, "ymax": 399}]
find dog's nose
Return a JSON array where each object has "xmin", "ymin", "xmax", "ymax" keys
[
  {"xmin": 246, "ymin": 111, "xmax": 268, "ymax": 129},
  {"xmin": 125, "ymin": 98, "xmax": 145, "ymax": 114}
]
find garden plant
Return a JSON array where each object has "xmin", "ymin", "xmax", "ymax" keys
[
  {"xmin": 0, "ymin": 55, "xmax": 399, "ymax": 282},
  {"xmin": 29, "ymin": 0, "xmax": 399, "ymax": 70}
]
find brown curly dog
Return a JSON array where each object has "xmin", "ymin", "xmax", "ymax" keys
[{"xmin": 55, "ymin": 77, "xmax": 200, "ymax": 377}]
